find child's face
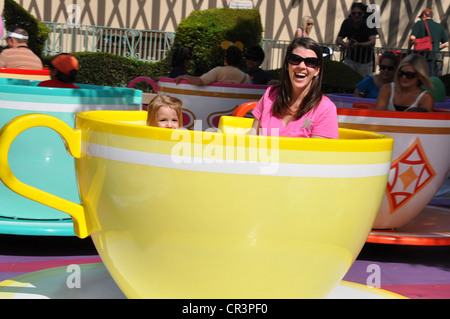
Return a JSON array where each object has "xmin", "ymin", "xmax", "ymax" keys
[{"xmin": 156, "ymin": 106, "xmax": 180, "ymax": 129}]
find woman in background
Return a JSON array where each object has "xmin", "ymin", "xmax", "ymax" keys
[
  {"xmin": 375, "ymin": 54, "xmax": 434, "ymax": 112},
  {"xmin": 169, "ymin": 46, "xmax": 192, "ymax": 78},
  {"xmin": 295, "ymin": 16, "xmax": 314, "ymax": 38},
  {"xmin": 354, "ymin": 51, "xmax": 398, "ymax": 99}
]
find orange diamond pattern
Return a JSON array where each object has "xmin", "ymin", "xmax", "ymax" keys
[{"xmin": 386, "ymin": 138, "xmax": 436, "ymax": 214}]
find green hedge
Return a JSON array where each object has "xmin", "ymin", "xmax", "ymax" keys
[
  {"xmin": 174, "ymin": 8, "xmax": 263, "ymax": 72},
  {"xmin": 45, "ymin": 52, "xmax": 169, "ymax": 92},
  {"xmin": 2, "ymin": 0, "xmax": 50, "ymax": 58},
  {"xmin": 321, "ymin": 60, "xmax": 364, "ymax": 93}
]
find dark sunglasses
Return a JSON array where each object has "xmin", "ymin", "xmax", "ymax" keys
[
  {"xmin": 379, "ymin": 65, "xmax": 395, "ymax": 71},
  {"xmin": 288, "ymin": 53, "xmax": 319, "ymax": 68},
  {"xmin": 398, "ymin": 70, "xmax": 418, "ymax": 79},
  {"xmin": 351, "ymin": 11, "xmax": 363, "ymax": 16}
]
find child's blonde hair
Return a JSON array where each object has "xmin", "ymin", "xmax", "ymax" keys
[{"xmin": 147, "ymin": 95, "xmax": 183, "ymax": 127}]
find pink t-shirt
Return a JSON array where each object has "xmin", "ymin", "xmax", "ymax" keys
[{"xmin": 252, "ymin": 86, "xmax": 339, "ymax": 138}]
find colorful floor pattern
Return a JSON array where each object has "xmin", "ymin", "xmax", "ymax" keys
[{"xmin": 1, "ymin": 229, "xmax": 449, "ymax": 299}]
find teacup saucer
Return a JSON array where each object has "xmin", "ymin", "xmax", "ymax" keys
[
  {"xmin": 0, "ymin": 263, "xmax": 404, "ymax": 299},
  {"xmin": 368, "ymin": 205, "xmax": 450, "ymax": 246}
]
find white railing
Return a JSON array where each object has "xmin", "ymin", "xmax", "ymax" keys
[{"xmin": 42, "ymin": 22, "xmax": 175, "ymax": 63}]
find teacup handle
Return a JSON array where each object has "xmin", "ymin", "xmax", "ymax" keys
[{"xmin": 0, "ymin": 114, "xmax": 91, "ymax": 238}]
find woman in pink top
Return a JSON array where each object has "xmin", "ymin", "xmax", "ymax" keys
[{"xmin": 251, "ymin": 37, "xmax": 338, "ymax": 139}]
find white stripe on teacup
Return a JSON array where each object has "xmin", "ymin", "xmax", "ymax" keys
[
  {"xmin": 85, "ymin": 142, "xmax": 391, "ymax": 177},
  {"xmin": 0, "ymin": 100, "xmax": 140, "ymax": 113}
]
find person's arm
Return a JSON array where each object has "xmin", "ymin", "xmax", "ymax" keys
[
  {"xmin": 174, "ymin": 75, "xmax": 205, "ymax": 86},
  {"xmin": 354, "ymin": 87, "xmax": 364, "ymax": 97},
  {"xmin": 418, "ymin": 92, "xmax": 434, "ymax": 112},
  {"xmin": 408, "ymin": 35, "xmax": 416, "ymax": 49},
  {"xmin": 409, "ymin": 21, "xmax": 421, "ymax": 49},
  {"xmin": 0, "ymin": 53, "xmax": 7, "ymax": 68},
  {"xmin": 353, "ymin": 35, "xmax": 376, "ymax": 48},
  {"xmin": 248, "ymin": 118, "xmax": 261, "ymax": 135},
  {"xmin": 336, "ymin": 36, "xmax": 350, "ymax": 49},
  {"xmin": 439, "ymin": 41, "xmax": 449, "ymax": 50},
  {"xmin": 295, "ymin": 28, "xmax": 303, "ymax": 39},
  {"xmin": 375, "ymin": 84, "xmax": 391, "ymax": 110},
  {"xmin": 335, "ymin": 20, "xmax": 350, "ymax": 49}
]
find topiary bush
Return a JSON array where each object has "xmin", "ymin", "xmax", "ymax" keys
[
  {"xmin": 2, "ymin": 0, "xmax": 50, "ymax": 58},
  {"xmin": 321, "ymin": 60, "xmax": 364, "ymax": 93},
  {"xmin": 174, "ymin": 8, "xmax": 263, "ymax": 73}
]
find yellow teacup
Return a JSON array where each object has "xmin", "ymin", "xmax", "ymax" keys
[{"xmin": 0, "ymin": 111, "xmax": 393, "ymax": 298}]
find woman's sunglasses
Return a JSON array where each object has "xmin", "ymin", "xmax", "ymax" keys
[
  {"xmin": 379, "ymin": 65, "xmax": 395, "ymax": 71},
  {"xmin": 398, "ymin": 70, "xmax": 418, "ymax": 79},
  {"xmin": 288, "ymin": 53, "xmax": 319, "ymax": 68}
]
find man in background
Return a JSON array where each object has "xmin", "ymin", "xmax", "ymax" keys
[
  {"xmin": 242, "ymin": 45, "xmax": 275, "ymax": 85},
  {"xmin": 0, "ymin": 28, "xmax": 43, "ymax": 70},
  {"xmin": 409, "ymin": 8, "xmax": 449, "ymax": 76}
]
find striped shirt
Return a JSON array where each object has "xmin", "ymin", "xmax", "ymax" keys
[{"xmin": 0, "ymin": 47, "xmax": 43, "ymax": 70}]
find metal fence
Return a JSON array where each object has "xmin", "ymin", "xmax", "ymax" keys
[
  {"xmin": 2, "ymin": 22, "xmax": 448, "ymax": 76},
  {"xmin": 261, "ymin": 39, "xmax": 450, "ymax": 76},
  {"xmin": 42, "ymin": 22, "xmax": 176, "ymax": 63}
]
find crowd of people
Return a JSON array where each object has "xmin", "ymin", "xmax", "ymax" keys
[
  {"xmin": 0, "ymin": 3, "xmax": 448, "ymax": 135},
  {"xmin": 0, "ymin": 27, "xmax": 80, "ymax": 88}
]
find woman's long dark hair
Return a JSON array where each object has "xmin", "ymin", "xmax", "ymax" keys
[{"xmin": 272, "ymin": 37, "xmax": 324, "ymax": 120}]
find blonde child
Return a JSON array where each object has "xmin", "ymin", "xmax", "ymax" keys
[{"xmin": 147, "ymin": 95, "xmax": 183, "ymax": 129}]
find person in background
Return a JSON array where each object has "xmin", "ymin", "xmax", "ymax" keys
[
  {"xmin": 38, "ymin": 53, "xmax": 80, "ymax": 89},
  {"xmin": 295, "ymin": 16, "xmax": 314, "ymax": 39},
  {"xmin": 408, "ymin": 8, "xmax": 449, "ymax": 76},
  {"xmin": 175, "ymin": 45, "xmax": 250, "ymax": 86},
  {"xmin": 354, "ymin": 51, "xmax": 398, "ymax": 99},
  {"xmin": 335, "ymin": 2, "xmax": 378, "ymax": 78},
  {"xmin": 169, "ymin": 46, "xmax": 192, "ymax": 78},
  {"xmin": 242, "ymin": 45, "xmax": 274, "ymax": 85},
  {"xmin": 147, "ymin": 94, "xmax": 183, "ymax": 129},
  {"xmin": 250, "ymin": 37, "xmax": 338, "ymax": 139},
  {"xmin": 0, "ymin": 28, "xmax": 43, "ymax": 70},
  {"xmin": 375, "ymin": 54, "xmax": 434, "ymax": 112}
]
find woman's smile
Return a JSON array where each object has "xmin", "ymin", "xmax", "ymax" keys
[{"xmin": 289, "ymin": 47, "xmax": 320, "ymax": 91}]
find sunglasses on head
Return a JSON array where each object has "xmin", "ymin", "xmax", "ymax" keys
[
  {"xmin": 398, "ymin": 69, "xmax": 418, "ymax": 79},
  {"xmin": 288, "ymin": 53, "xmax": 319, "ymax": 68},
  {"xmin": 379, "ymin": 65, "xmax": 395, "ymax": 71}
]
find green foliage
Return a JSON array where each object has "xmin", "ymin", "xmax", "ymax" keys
[
  {"xmin": 321, "ymin": 60, "xmax": 364, "ymax": 93},
  {"xmin": 174, "ymin": 8, "xmax": 263, "ymax": 72},
  {"xmin": 43, "ymin": 52, "xmax": 169, "ymax": 92},
  {"xmin": 2, "ymin": 0, "xmax": 50, "ymax": 58}
]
